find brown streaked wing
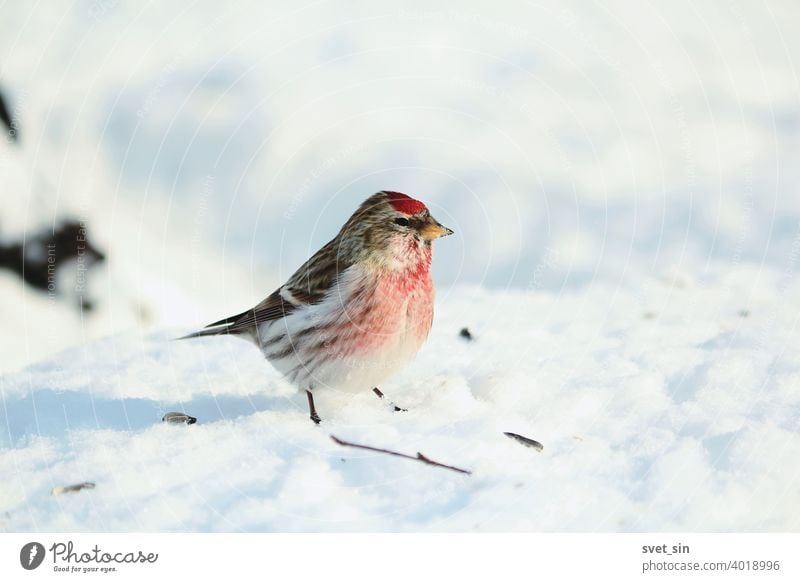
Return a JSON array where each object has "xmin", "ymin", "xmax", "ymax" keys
[{"xmin": 221, "ymin": 237, "xmax": 350, "ymax": 333}]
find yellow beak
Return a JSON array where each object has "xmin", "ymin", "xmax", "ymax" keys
[{"xmin": 419, "ymin": 216, "xmax": 454, "ymax": 241}]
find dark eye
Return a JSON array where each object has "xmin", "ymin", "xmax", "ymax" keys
[{"xmin": 394, "ymin": 217, "xmax": 410, "ymax": 227}]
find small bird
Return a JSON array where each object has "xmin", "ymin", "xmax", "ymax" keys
[{"xmin": 181, "ymin": 191, "xmax": 453, "ymax": 423}]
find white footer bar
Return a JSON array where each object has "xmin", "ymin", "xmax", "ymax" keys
[{"xmin": 2, "ymin": 533, "xmax": 798, "ymax": 581}]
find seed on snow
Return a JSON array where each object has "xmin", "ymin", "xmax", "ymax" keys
[
  {"xmin": 162, "ymin": 412, "xmax": 197, "ymax": 425},
  {"xmin": 503, "ymin": 431, "xmax": 544, "ymax": 452},
  {"xmin": 51, "ymin": 482, "xmax": 95, "ymax": 496}
]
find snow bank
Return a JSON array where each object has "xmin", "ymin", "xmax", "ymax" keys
[
  {"xmin": 2, "ymin": 0, "xmax": 800, "ymax": 370},
  {"xmin": 2, "ymin": 275, "xmax": 799, "ymax": 532}
]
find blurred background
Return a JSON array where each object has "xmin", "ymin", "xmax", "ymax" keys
[{"xmin": 1, "ymin": 0, "xmax": 798, "ymax": 372}]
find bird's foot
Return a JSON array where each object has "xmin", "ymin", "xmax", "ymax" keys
[
  {"xmin": 372, "ymin": 387, "xmax": 407, "ymax": 413},
  {"xmin": 306, "ymin": 390, "xmax": 322, "ymax": 425}
]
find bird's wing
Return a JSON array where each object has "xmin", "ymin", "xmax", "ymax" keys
[{"xmin": 180, "ymin": 237, "xmax": 349, "ymax": 339}]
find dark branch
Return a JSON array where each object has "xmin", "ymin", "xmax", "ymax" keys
[
  {"xmin": 0, "ymin": 89, "xmax": 16, "ymax": 142},
  {"xmin": 330, "ymin": 435, "xmax": 471, "ymax": 475}
]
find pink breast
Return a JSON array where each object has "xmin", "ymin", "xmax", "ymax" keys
[{"xmin": 337, "ymin": 267, "xmax": 434, "ymax": 356}]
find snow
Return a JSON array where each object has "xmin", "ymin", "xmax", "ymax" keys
[
  {"xmin": 1, "ymin": 0, "xmax": 800, "ymax": 531},
  {"xmin": 3, "ymin": 0, "xmax": 800, "ymax": 370},
  {"xmin": 2, "ymin": 273, "xmax": 800, "ymax": 532}
]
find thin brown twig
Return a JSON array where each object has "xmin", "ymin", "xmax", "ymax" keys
[{"xmin": 330, "ymin": 435, "xmax": 471, "ymax": 475}]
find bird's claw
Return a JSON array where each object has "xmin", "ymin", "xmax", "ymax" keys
[
  {"xmin": 374, "ymin": 388, "xmax": 407, "ymax": 412},
  {"xmin": 306, "ymin": 390, "xmax": 321, "ymax": 424}
]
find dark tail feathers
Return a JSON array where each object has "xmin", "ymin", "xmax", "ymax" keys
[{"xmin": 176, "ymin": 309, "xmax": 250, "ymax": 340}]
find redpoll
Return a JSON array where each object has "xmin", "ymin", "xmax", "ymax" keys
[{"xmin": 181, "ymin": 191, "xmax": 453, "ymax": 423}]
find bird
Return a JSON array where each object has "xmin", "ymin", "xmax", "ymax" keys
[{"xmin": 181, "ymin": 191, "xmax": 453, "ymax": 423}]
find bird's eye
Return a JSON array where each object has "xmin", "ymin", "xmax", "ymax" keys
[{"xmin": 394, "ymin": 217, "xmax": 410, "ymax": 227}]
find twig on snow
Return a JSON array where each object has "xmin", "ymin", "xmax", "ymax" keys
[{"xmin": 330, "ymin": 435, "xmax": 471, "ymax": 475}]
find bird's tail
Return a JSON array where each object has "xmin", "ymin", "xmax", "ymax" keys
[
  {"xmin": 176, "ymin": 310, "xmax": 249, "ymax": 340},
  {"xmin": 176, "ymin": 326, "xmax": 231, "ymax": 340}
]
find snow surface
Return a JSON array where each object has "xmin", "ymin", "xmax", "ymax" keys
[
  {"xmin": 2, "ymin": 271, "xmax": 799, "ymax": 532},
  {"xmin": 2, "ymin": 0, "xmax": 800, "ymax": 369},
  {"xmin": 1, "ymin": 0, "xmax": 800, "ymax": 532}
]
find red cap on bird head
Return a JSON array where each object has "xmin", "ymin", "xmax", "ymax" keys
[{"xmin": 385, "ymin": 191, "xmax": 427, "ymax": 215}]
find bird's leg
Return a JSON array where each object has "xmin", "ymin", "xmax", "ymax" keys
[
  {"xmin": 372, "ymin": 387, "xmax": 407, "ymax": 412},
  {"xmin": 306, "ymin": 390, "xmax": 321, "ymax": 424}
]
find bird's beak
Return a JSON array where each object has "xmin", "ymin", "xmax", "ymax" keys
[{"xmin": 419, "ymin": 215, "xmax": 454, "ymax": 241}]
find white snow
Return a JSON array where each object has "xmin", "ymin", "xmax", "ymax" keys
[
  {"xmin": 2, "ymin": 0, "xmax": 800, "ymax": 370},
  {"xmin": 1, "ymin": 0, "xmax": 800, "ymax": 531},
  {"xmin": 2, "ymin": 272, "xmax": 800, "ymax": 532}
]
